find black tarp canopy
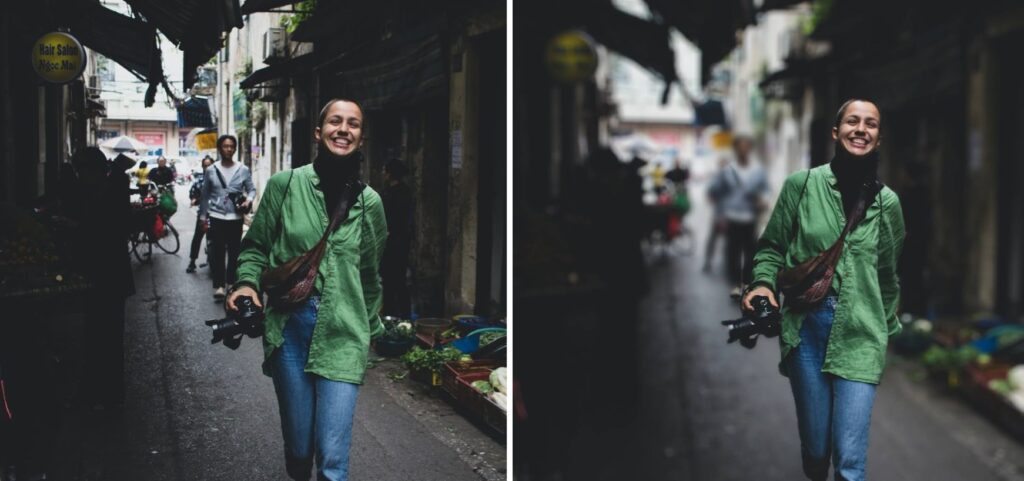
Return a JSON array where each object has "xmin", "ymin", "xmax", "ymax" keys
[
  {"xmin": 71, "ymin": 2, "xmax": 164, "ymax": 85},
  {"xmin": 240, "ymin": 0, "xmax": 299, "ymax": 15},
  {"xmin": 126, "ymin": 0, "xmax": 243, "ymax": 90},
  {"xmin": 176, "ymin": 97, "xmax": 214, "ymax": 128}
]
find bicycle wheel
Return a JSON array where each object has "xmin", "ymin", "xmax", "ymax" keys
[
  {"xmin": 132, "ymin": 232, "xmax": 152, "ymax": 263},
  {"xmin": 155, "ymin": 221, "xmax": 180, "ymax": 254}
]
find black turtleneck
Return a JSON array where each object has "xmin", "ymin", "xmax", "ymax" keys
[
  {"xmin": 830, "ymin": 145, "xmax": 879, "ymax": 217},
  {"xmin": 313, "ymin": 149, "xmax": 362, "ymax": 216}
]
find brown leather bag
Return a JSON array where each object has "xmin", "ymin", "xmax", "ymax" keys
[
  {"xmin": 260, "ymin": 177, "xmax": 365, "ymax": 309},
  {"xmin": 777, "ymin": 174, "xmax": 880, "ymax": 309}
]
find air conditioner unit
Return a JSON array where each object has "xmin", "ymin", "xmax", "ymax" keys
[{"xmin": 263, "ymin": 28, "xmax": 287, "ymax": 64}]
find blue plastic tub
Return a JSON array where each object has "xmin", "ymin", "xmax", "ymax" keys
[{"xmin": 448, "ymin": 328, "xmax": 507, "ymax": 354}]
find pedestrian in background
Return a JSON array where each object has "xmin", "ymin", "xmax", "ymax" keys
[
  {"xmin": 132, "ymin": 160, "xmax": 150, "ymax": 191},
  {"xmin": 704, "ymin": 157, "xmax": 728, "ymax": 272},
  {"xmin": 149, "ymin": 156, "xmax": 175, "ymax": 187},
  {"xmin": 198, "ymin": 135, "xmax": 255, "ymax": 299},
  {"xmin": 228, "ymin": 98, "xmax": 387, "ymax": 481},
  {"xmin": 743, "ymin": 99, "xmax": 905, "ymax": 481},
  {"xmin": 187, "ymin": 156, "xmax": 215, "ymax": 273},
  {"xmin": 380, "ymin": 158, "xmax": 413, "ymax": 318},
  {"xmin": 708, "ymin": 135, "xmax": 770, "ymax": 297},
  {"xmin": 68, "ymin": 147, "xmax": 135, "ymax": 411}
]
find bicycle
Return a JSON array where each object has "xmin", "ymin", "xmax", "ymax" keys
[{"xmin": 129, "ymin": 185, "xmax": 180, "ymax": 263}]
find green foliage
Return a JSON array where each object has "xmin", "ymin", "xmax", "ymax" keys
[
  {"xmin": 280, "ymin": 0, "xmax": 316, "ymax": 34},
  {"xmin": 382, "ymin": 318, "xmax": 415, "ymax": 341},
  {"xmin": 400, "ymin": 346, "xmax": 462, "ymax": 374},
  {"xmin": 802, "ymin": 0, "xmax": 833, "ymax": 35},
  {"xmin": 236, "ymin": 58, "xmax": 253, "ymax": 81},
  {"xmin": 921, "ymin": 345, "xmax": 979, "ymax": 372}
]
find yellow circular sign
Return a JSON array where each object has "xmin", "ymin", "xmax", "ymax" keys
[
  {"xmin": 31, "ymin": 32, "xmax": 86, "ymax": 84},
  {"xmin": 545, "ymin": 31, "xmax": 598, "ymax": 84}
]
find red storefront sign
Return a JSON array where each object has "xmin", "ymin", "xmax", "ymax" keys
[{"xmin": 134, "ymin": 132, "xmax": 165, "ymax": 149}]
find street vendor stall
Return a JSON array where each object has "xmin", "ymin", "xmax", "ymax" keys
[{"xmin": 0, "ymin": 203, "xmax": 94, "ymax": 478}]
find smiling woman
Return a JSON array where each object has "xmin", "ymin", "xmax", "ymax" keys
[
  {"xmin": 832, "ymin": 99, "xmax": 881, "ymax": 155},
  {"xmin": 228, "ymin": 98, "xmax": 387, "ymax": 481},
  {"xmin": 743, "ymin": 99, "xmax": 906, "ymax": 481}
]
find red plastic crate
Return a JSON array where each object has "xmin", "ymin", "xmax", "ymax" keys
[
  {"xmin": 441, "ymin": 360, "xmax": 499, "ymax": 399},
  {"xmin": 455, "ymin": 370, "xmax": 507, "ymax": 434},
  {"xmin": 481, "ymin": 394, "xmax": 507, "ymax": 435}
]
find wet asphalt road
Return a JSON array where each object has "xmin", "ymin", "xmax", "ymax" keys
[
  {"xmin": 519, "ymin": 177, "xmax": 1024, "ymax": 481},
  {"xmin": 47, "ymin": 188, "xmax": 505, "ymax": 481}
]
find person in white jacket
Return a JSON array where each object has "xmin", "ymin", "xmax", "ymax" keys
[
  {"xmin": 707, "ymin": 135, "xmax": 770, "ymax": 297},
  {"xmin": 198, "ymin": 134, "xmax": 256, "ymax": 299}
]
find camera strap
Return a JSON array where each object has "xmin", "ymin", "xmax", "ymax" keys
[{"xmin": 214, "ymin": 163, "xmax": 239, "ymax": 194}]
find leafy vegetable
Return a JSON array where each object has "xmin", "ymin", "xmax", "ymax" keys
[
  {"xmin": 479, "ymin": 332, "xmax": 506, "ymax": 347},
  {"xmin": 382, "ymin": 318, "xmax": 415, "ymax": 341},
  {"xmin": 439, "ymin": 327, "xmax": 461, "ymax": 341},
  {"xmin": 490, "ymin": 367, "xmax": 507, "ymax": 394},
  {"xmin": 921, "ymin": 345, "xmax": 979, "ymax": 372},
  {"xmin": 989, "ymin": 379, "xmax": 1012, "ymax": 395},
  {"xmin": 471, "ymin": 380, "xmax": 494, "ymax": 394},
  {"xmin": 400, "ymin": 346, "xmax": 463, "ymax": 374}
]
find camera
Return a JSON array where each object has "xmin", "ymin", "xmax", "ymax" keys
[
  {"xmin": 228, "ymin": 192, "xmax": 251, "ymax": 215},
  {"xmin": 205, "ymin": 296, "xmax": 263, "ymax": 349},
  {"xmin": 721, "ymin": 295, "xmax": 781, "ymax": 349}
]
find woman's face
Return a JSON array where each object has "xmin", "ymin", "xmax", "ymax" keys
[
  {"xmin": 315, "ymin": 101, "xmax": 364, "ymax": 157},
  {"xmin": 219, "ymin": 139, "xmax": 237, "ymax": 160},
  {"xmin": 832, "ymin": 101, "xmax": 881, "ymax": 156}
]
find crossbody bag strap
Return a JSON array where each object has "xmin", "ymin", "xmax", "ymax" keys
[{"xmin": 214, "ymin": 164, "xmax": 228, "ymax": 189}]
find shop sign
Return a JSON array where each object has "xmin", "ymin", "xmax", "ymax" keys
[
  {"xmin": 195, "ymin": 131, "xmax": 218, "ymax": 151},
  {"xmin": 31, "ymin": 32, "xmax": 86, "ymax": 84},
  {"xmin": 545, "ymin": 31, "xmax": 598, "ymax": 84},
  {"xmin": 134, "ymin": 132, "xmax": 165, "ymax": 150}
]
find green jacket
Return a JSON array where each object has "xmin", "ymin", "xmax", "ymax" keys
[
  {"xmin": 234, "ymin": 164, "xmax": 387, "ymax": 384},
  {"xmin": 751, "ymin": 164, "xmax": 905, "ymax": 384}
]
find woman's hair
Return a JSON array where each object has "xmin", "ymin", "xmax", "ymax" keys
[
  {"xmin": 217, "ymin": 134, "xmax": 237, "ymax": 150},
  {"xmin": 139, "ymin": 161, "xmax": 147, "ymax": 169},
  {"xmin": 317, "ymin": 98, "xmax": 365, "ymax": 128},
  {"xmin": 834, "ymin": 98, "xmax": 880, "ymax": 128}
]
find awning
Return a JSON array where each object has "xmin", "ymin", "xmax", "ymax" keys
[
  {"xmin": 759, "ymin": 0, "xmax": 809, "ymax": 11},
  {"xmin": 642, "ymin": 0, "xmax": 757, "ymax": 85},
  {"xmin": 239, "ymin": 52, "xmax": 316, "ymax": 89},
  {"xmin": 125, "ymin": 0, "xmax": 244, "ymax": 90},
  {"xmin": 71, "ymin": 2, "xmax": 163, "ymax": 84},
  {"xmin": 176, "ymin": 97, "xmax": 214, "ymax": 128},
  {"xmin": 240, "ymin": 0, "xmax": 298, "ymax": 14},
  {"xmin": 85, "ymin": 99, "xmax": 106, "ymax": 118},
  {"xmin": 329, "ymin": 35, "xmax": 447, "ymax": 110},
  {"xmin": 584, "ymin": 2, "xmax": 678, "ymax": 94}
]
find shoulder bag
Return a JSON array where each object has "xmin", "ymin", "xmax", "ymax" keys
[
  {"xmin": 777, "ymin": 171, "xmax": 881, "ymax": 309},
  {"xmin": 260, "ymin": 174, "xmax": 366, "ymax": 309}
]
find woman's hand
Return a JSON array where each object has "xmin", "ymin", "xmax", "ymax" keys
[
  {"xmin": 742, "ymin": 285, "xmax": 778, "ymax": 312},
  {"xmin": 227, "ymin": 285, "xmax": 262, "ymax": 311}
]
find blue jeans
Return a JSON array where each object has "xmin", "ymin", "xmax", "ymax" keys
[
  {"xmin": 271, "ymin": 296, "xmax": 360, "ymax": 481},
  {"xmin": 786, "ymin": 296, "xmax": 877, "ymax": 481}
]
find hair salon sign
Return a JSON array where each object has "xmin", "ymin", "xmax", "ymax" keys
[{"xmin": 32, "ymin": 32, "xmax": 86, "ymax": 84}]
